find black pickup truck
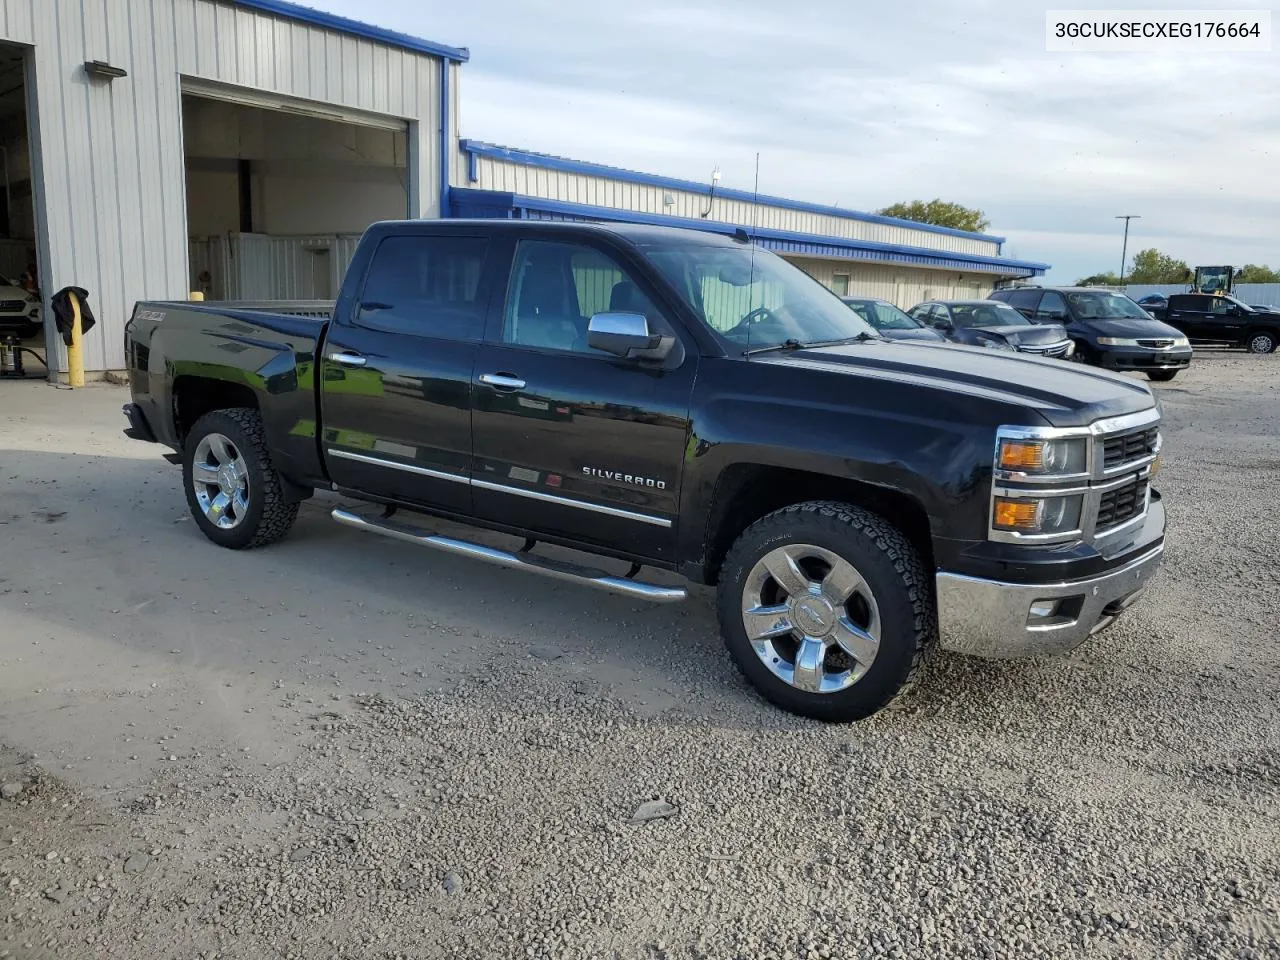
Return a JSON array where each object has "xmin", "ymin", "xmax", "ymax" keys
[
  {"xmin": 122, "ymin": 220, "xmax": 1167, "ymax": 722},
  {"xmin": 1143, "ymin": 292, "xmax": 1280, "ymax": 354}
]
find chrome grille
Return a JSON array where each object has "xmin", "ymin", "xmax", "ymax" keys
[
  {"xmin": 1096, "ymin": 477, "xmax": 1149, "ymax": 532},
  {"xmin": 1137, "ymin": 338, "xmax": 1174, "ymax": 349},
  {"xmin": 1102, "ymin": 426, "xmax": 1159, "ymax": 472}
]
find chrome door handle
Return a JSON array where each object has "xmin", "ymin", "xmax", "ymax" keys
[
  {"xmin": 329, "ymin": 352, "xmax": 367, "ymax": 367},
  {"xmin": 479, "ymin": 373, "xmax": 526, "ymax": 390}
]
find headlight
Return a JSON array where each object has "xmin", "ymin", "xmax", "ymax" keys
[
  {"xmin": 1171, "ymin": 336, "xmax": 1189, "ymax": 347},
  {"xmin": 977, "ymin": 336, "xmax": 1014, "ymax": 351},
  {"xmin": 1064, "ymin": 341, "xmax": 1076, "ymax": 357},
  {"xmin": 1096, "ymin": 337, "xmax": 1140, "ymax": 346},
  {"xmin": 992, "ymin": 493, "xmax": 1084, "ymax": 535},
  {"xmin": 997, "ymin": 437, "xmax": 1088, "ymax": 476}
]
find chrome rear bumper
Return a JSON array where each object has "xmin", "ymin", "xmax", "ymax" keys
[{"xmin": 935, "ymin": 543, "xmax": 1164, "ymax": 658}]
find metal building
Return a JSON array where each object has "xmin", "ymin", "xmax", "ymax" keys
[
  {"xmin": 450, "ymin": 141, "xmax": 1049, "ymax": 308},
  {"xmin": 0, "ymin": 0, "xmax": 465, "ymax": 374}
]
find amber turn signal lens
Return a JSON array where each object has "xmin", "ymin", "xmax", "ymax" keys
[
  {"xmin": 993, "ymin": 497, "xmax": 1041, "ymax": 530},
  {"xmin": 998, "ymin": 440, "xmax": 1045, "ymax": 471}
]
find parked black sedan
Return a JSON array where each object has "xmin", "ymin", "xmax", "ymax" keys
[
  {"xmin": 840, "ymin": 297, "xmax": 946, "ymax": 342},
  {"xmin": 908, "ymin": 299, "xmax": 1075, "ymax": 359}
]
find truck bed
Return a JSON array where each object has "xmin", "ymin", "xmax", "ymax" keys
[{"xmin": 124, "ymin": 299, "xmax": 332, "ymax": 490}]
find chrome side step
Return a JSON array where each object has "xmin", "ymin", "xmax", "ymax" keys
[{"xmin": 331, "ymin": 508, "xmax": 688, "ymax": 603}]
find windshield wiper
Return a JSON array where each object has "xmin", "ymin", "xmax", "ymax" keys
[{"xmin": 744, "ymin": 332, "xmax": 876, "ymax": 357}]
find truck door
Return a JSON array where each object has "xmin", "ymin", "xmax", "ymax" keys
[
  {"xmin": 1165, "ymin": 295, "xmax": 1207, "ymax": 339},
  {"xmin": 319, "ymin": 230, "xmax": 504, "ymax": 513},
  {"xmin": 469, "ymin": 237, "xmax": 698, "ymax": 561},
  {"xmin": 1205, "ymin": 296, "xmax": 1248, "ymax": 343}
]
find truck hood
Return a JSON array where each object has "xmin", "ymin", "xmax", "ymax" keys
[{"xmin": 753, "ymin": 339, "xmax": 1155, "ymax": 427}]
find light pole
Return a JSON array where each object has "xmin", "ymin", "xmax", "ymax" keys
[{"xmin": 1116, "ymin": 215, "xmax": 1141, "ymax": 284}]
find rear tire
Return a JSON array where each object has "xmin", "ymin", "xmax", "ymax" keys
[
  {"xmin": 716, "ymin": 501, "xmax": 935, "ymax": 722},
  {"xmin": 1147, "ymin": 370, "xmax": 1179, "ymax": 382},
  {"xmin": 183, "ymin": 408, "xmax": 299, "ymax": 550},
  {"xmin": 1246, "ymin": 330, "xmax": 1278, "ymax": 354}
]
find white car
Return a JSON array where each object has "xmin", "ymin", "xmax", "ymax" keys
[{"xmin": 0, "ymin": 279, "xmax": 41, "ymax": 340}]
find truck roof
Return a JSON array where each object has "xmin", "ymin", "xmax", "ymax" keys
[{"xmin": 386, "ymin": 217, "xmax": 745, "ymax": 249}]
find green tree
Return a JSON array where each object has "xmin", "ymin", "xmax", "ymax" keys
[
  {"xmin": 1077, "ymin": 272, "xmax": 1123, "ymax": 286},
  {"xmin": 877, "ymin": 199, "xmax": 990, "ymax": 234},
  {"xmin": 1235, "ymin": 264, "xmax": 1280, "ymax": 283},
  {"xmin": 1126, "ymin": 248, "xmax": 1191, "ymax": 284}
]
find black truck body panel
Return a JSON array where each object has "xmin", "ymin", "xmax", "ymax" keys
[
  {"xmin": 1146, "ymin": 293, "xmax": 1280, "ymax": 348},
  {"xmin": 123, "ymin": 220, "xmax": 1166, "ymax": 591}
]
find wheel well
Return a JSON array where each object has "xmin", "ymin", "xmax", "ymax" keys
[
  {"xmin": 172, "ymin": 376, "xmax": 258, "ymax": 443},
  {"xmin": 700, "ymin": 464, "xmax": 935, "ymax": 585}
]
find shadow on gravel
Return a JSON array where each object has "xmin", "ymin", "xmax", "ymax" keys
[{"xmin": 0, "ymin": 447, "xmax": 1077, "ymax": 731}]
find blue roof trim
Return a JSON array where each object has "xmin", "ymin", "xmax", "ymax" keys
[
  {"xmin": 232, "ymin": 0, "xmax": 470, "ymax": 61},
  {"xmin": 459, "ymin": 139, "xmax": 1006, "ymax": 245},
  {"xmin": 448, "ymin": 189, "xmax": 1048, "ymax": 277}
]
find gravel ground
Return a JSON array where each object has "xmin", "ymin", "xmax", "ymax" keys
[{"xmin": 1, "ymin": 352, "xmax": 1278, "ymax": 959}]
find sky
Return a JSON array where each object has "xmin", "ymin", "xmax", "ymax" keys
[{"xmin": 311, "ymin": 0, "xmax": 1278, "ymax": 283}]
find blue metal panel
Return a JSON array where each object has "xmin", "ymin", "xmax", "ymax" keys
[
  {"xmin": 448, "ymin": 189, "xmax": 1047, "ymax": 277},
  {"xmin": 232, "ymin": 0, "xmax": 470, "ymax": 61},
  {"xmin": 459, "ymin": 140, "xmax": 1005, "ymax": 245}
]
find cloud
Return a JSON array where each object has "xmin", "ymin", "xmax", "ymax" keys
[{"xmin": 310, "ymin": 0, "xmax": 1279, "ymax": 282}]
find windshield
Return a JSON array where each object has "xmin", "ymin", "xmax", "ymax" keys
[
  {"xmin": 1065, "ymin": 291, "xmax": 1151, "ymax": 319},
  {"xmin": 949, "ymin": 302, "xmax": 1031, "ymax": 328},
  {"xmin": 843, "ymin": 298, "xmax": 921, "ymax": 330},
  {"xmin": 646, "ymin": 244, "xmax": 876, "ymax": 350}
]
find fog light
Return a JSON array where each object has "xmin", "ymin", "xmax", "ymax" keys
[
  {"xmin": 993, "ymin": 497, "xmax": 1041, "ymax": 530},
  {"xmin": 1029, "ymin": 600, "xmax": 1059, "ymax": 619}
]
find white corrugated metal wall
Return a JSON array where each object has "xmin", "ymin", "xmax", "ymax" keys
[
  {"xmin": 1120, "ymin": 283, "xmax": 1280, "ymax": 305},
  {"xmin": 465, "ymin": 151, "xmax": 1001, "ymax": 258},
  {"xmin": 789, "ymin": 257, "xmax": 989, "ymax": 308},
  {"xmin": 0, "ymin": 0, "xmax": 452, "ymax": 372}
]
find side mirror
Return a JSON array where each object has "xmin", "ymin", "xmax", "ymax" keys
[
  {"xmin": 934, "ymin": 318, "xmax": 954, "ymax": 333},
  {"xmin": 587, "ymin": 312, "xmax": 673, "ymax": 360}
]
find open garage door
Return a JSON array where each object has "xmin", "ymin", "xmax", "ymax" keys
[
  {"xmin": 181, "ymin": 83, "xmax": 409, "ymax": 302},
  {"xmin": 0, "ymin": 42, "xmax": 47, "ymax": 382}
]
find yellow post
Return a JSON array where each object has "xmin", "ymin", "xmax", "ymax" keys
[
  {"xmin": 190, "ymin": 291, "xmax": 204, "ymax": 302},
  {"xmin": 66, "ymin": 290, "xmax": 84, "ymax": 388}
]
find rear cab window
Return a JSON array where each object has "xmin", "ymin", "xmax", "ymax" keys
[{"xmin": 356, "ymin": 235, "xmax": 491, "ymax": 340}]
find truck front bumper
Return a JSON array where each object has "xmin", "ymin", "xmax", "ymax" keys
[{"xmin": 935, "ymin": 542, "xmax": 1165, "ymax": 658}]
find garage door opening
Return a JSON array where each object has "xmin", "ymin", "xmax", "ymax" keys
[
  {"xmin": 0, "ymin": 42, "xmax": 46, "ymax": 381},
  {"xmin": 181, "ymin": 89, "xmax": 409, "ymax": 303}
]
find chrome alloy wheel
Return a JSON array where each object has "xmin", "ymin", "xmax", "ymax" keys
[
  {"xmin": 1250, "ymin": 332, "xmax": 1275, "ymax": 354},
  {"xmin": 740, "ymin": 543, "xmax": 881, "ymax": 694},
  {"xmin": 191, "ymin": 433, "xmax": 250, "ymax": 530}
]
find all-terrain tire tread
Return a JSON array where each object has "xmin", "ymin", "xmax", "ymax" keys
[{"xmin": 716, "ymin": 500, "xmax": 936, "ymax": 718}]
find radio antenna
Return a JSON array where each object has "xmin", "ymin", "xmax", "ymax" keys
[{"xmin": 745, "ymin": 151, "xmax": 760, "ymax": 357}]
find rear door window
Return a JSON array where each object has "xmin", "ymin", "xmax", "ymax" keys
[
  {"xmin": 1036, "ymin": 291, "xmax": 1068, "ymax": 321},
  {"xmin": 1006, "ymin": 289, "xmax": 1042, "ymax": 313},
  {"xmin": 357, "ymin": 236, "xmax": 490, "ymax": 340}
]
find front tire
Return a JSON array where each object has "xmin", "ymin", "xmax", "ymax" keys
[
  {"xmin": 183, "ymin": 408, "xmax": 299, "ymax": 550},
  {"xmin": 1070, "ymin": 341, "xmax": 1094, "ymax": 364},
  {"xmin": 716, "ymin": 501, "xmax": 935, "ymax": 722},
  {"xmin": 1246, "ymin": 330, "xmax": 1278, "ymax": 354},
  {"xmin": 1147, "ymin": 370, "xmax": 1179, "ymax": 382}
]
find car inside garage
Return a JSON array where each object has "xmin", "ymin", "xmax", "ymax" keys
[{"xmin": 0, "ymin": 42, "xmax": 45, "ymax": 381}]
